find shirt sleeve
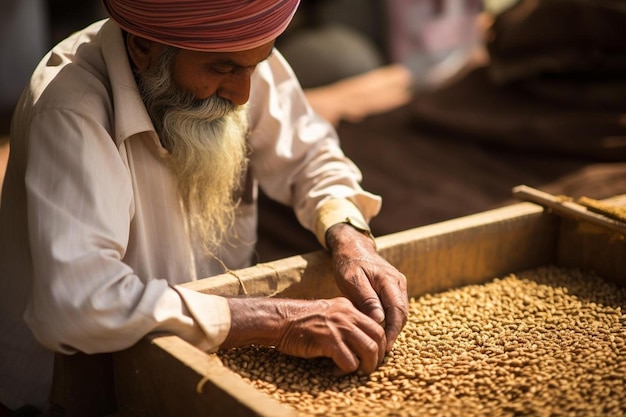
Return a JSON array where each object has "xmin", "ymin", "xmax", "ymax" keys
[
  {"xmin": 313, "ymin": 198, "xmax": 372, "ymax": 250},
  {"xmin": 247, "ymin": 49, "xmax": 382, "ymax": 248},
  {"xmin": 22, "ymin": 108, "xmax": 227, "ymax": 354}
]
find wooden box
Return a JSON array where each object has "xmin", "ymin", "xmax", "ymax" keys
[{"xmin": 111, "ymin": 197, "xmax": 626, "ymax": 417}]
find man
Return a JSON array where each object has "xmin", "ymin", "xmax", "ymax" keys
[{"xmin": 0, "ymin": 0, "xmax": 408, "ymax": 413}]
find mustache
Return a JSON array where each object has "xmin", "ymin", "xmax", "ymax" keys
[
  {"xmin": 136, "ymin": 52, "xmax": 237, "ymax": 131},
  {"xmin": 172, "ymin": 87, "xmax": 236, "ymax": 114},
  {"xmin": 188, "ymin": 95, "xmax": 236, "ymax": 119},
  {"xmin": 146, "ymin": 85, "xmax": 236, "ymax": 125}
]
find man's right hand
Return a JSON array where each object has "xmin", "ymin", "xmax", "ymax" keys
[{"xmin": 221, "ymin": 297, "xmax": 386, "ymax": 375}]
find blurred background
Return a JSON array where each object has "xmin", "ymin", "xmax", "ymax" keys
[
  {"xmin": 0, "ymin": 0, "xmax": 106, "ymax": 135},
  {"xmin": 0, "ymin": 0, "xmax": 487, "ymax": 135},
  {"xmin": 0, "ymin": 0, "xmax": 106, "ymax": 190}
]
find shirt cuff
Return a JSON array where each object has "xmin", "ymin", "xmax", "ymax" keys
[
  {"xmin": 173, "ymin": 285, "xmax": 231, "ymax": 353},
  {"xmin": 313, "ymin": 198, "xmax": 371, "ymax": 250}
]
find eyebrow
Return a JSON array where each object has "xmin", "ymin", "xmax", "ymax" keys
[{"xmin": 213, "ymin": 49, "xmax": 274, "ymax": 69}]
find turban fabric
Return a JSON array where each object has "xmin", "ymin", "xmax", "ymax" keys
[{"xmin": 102, "ymin": 0, "xmax": 300, "ymax": 52}]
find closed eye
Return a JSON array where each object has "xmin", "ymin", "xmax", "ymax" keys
[
  {"xmin": 211, "ymin": 63, "xmax": 236, "ymax": 75},
  {"xmin": 208, "ymin": 50, "xmax": 273, "ymax": 75}
]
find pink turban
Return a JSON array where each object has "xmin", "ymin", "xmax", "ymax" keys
[{"xmin": 102, "ymin": 0, "xmax": 300, "ymax": 52}]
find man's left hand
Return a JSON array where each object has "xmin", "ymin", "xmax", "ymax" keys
[{"xmin": 326, "ymin": 223, "xmax": 409, "ymax": 352}]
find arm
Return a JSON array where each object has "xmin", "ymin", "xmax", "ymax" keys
[
  {"xmin": 248, "ymin": 51, "xmax": 408, "ymax": 353},
  {"xmin": 312, "ymin": 199, "xmax": 408, "ymax": 351},
  {"xmin": 221, "ymin": 296, "xmax": 386, "ymax": 375},
  {"xmin": 23, "ymin": 109, "xmax": 221, "ymax": 354}
]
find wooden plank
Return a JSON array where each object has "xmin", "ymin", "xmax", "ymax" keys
[
  {"xmin": 114, "ymin": 336, "xmax": 296, "ymax": 417},
  {"xmin": 182, "ymin": 251, "xmax": 332, "ymax": 297},
  {"xmin": 555, "ymin": 195, "xmax": 626, "ymax": 287},
  {"xmin": 513, "ymin": 185, "xmax": 626, "ymax": 236},
  {"xmin": 183, "ymin": 202, "xmax": 559, "ymax": 299},
  {"xmin": 372, "ymin": 201, "xmax": 559, "ymax": 297}
]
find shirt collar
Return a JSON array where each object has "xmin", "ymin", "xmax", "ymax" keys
[{"xmin": 100, "ymin": 19, "xmax": 161, "ymax": 150}]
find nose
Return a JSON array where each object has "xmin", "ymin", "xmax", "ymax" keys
[{"xmin": 217, "ymin": 68, "xmax": 253, "ymax": 106}]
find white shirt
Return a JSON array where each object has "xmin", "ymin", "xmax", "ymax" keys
[{"xmin": 0, "ymin": 19, "xmax": 381, "ymax": 410}]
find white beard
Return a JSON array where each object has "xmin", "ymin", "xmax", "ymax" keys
[{"xmin": 136, "ymin": 46, "xmax": 249, "ymax": 253}]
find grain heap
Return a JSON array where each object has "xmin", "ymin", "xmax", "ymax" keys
[{"xmin": 217, "ymin": 266, "xmax": 626, "ymax": 416}]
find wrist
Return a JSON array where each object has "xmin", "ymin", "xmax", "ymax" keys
[{"xmin": 326, "ymin": 222, "xmax": 377, "ymax": 255}]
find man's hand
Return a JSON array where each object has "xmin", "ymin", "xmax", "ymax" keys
[
  {"xmin": 326, "ymin": 223, "xmax": 409, "ymax": 352},
  {"xmin": 222, "ymin": 297, "xmax": 386, "ymax": 375}
]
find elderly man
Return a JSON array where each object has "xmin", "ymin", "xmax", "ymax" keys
[{"xmin": 0, "ymin": 0, "xmax": 408, "ymax": 413}]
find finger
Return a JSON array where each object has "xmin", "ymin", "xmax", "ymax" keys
[
  {"xmin": 375, "ymin": 273, "xmax": 409, "ymax": 351},
  {"xmin": 330, "ymin": 341, "xmax": 360, "ymax": 376},
  {"xmin": 359, "ymin": 293, "xmax": 385, "ymax": 325},
  {"xmin": 339, "ymin": 271, "xmax": 385, "ymax": 324},
  {"xmin": 360, "ymin": 315, "xmax": 387, "ymax": 367},
  {"xmin": 383, "ymin": 304, "xmax": 408, "ymax": 352},
  {"xmin": 345, "ymin": 322, "xmax": 386, "ymax": 374}
]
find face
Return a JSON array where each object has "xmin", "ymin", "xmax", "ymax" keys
[
  {"xmin": 127, "ymin": 34, "xmax": 275, "ymax": 105},
  {"xmin": 169, "ymin": 42, "xmax": 275, "ymax": 105},
  {"xmin": 129, "ymin": 38, "xmax": 273, "ymax": 253}
]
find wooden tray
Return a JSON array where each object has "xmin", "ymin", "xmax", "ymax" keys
[
  {"xmin": 107, "ymin": 196, "xmax": 625, "ymax": 416},
  {"xmin": 46, "ymin": 195, "xmax": 625, "ymax": 416}
]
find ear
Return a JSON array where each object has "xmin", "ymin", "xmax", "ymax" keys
[{"xmin": 126, "ymin": 33, "xmax": 163, "ymax": 71}]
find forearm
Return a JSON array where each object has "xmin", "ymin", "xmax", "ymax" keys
[{"xmin": 220, "ymin": 297, "xmax": 292, "ymax": 349}]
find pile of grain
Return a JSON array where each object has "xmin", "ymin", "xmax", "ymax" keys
[{"xmin": 217, "ymin": 266, "xmax": 626, "ymax": 416}]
